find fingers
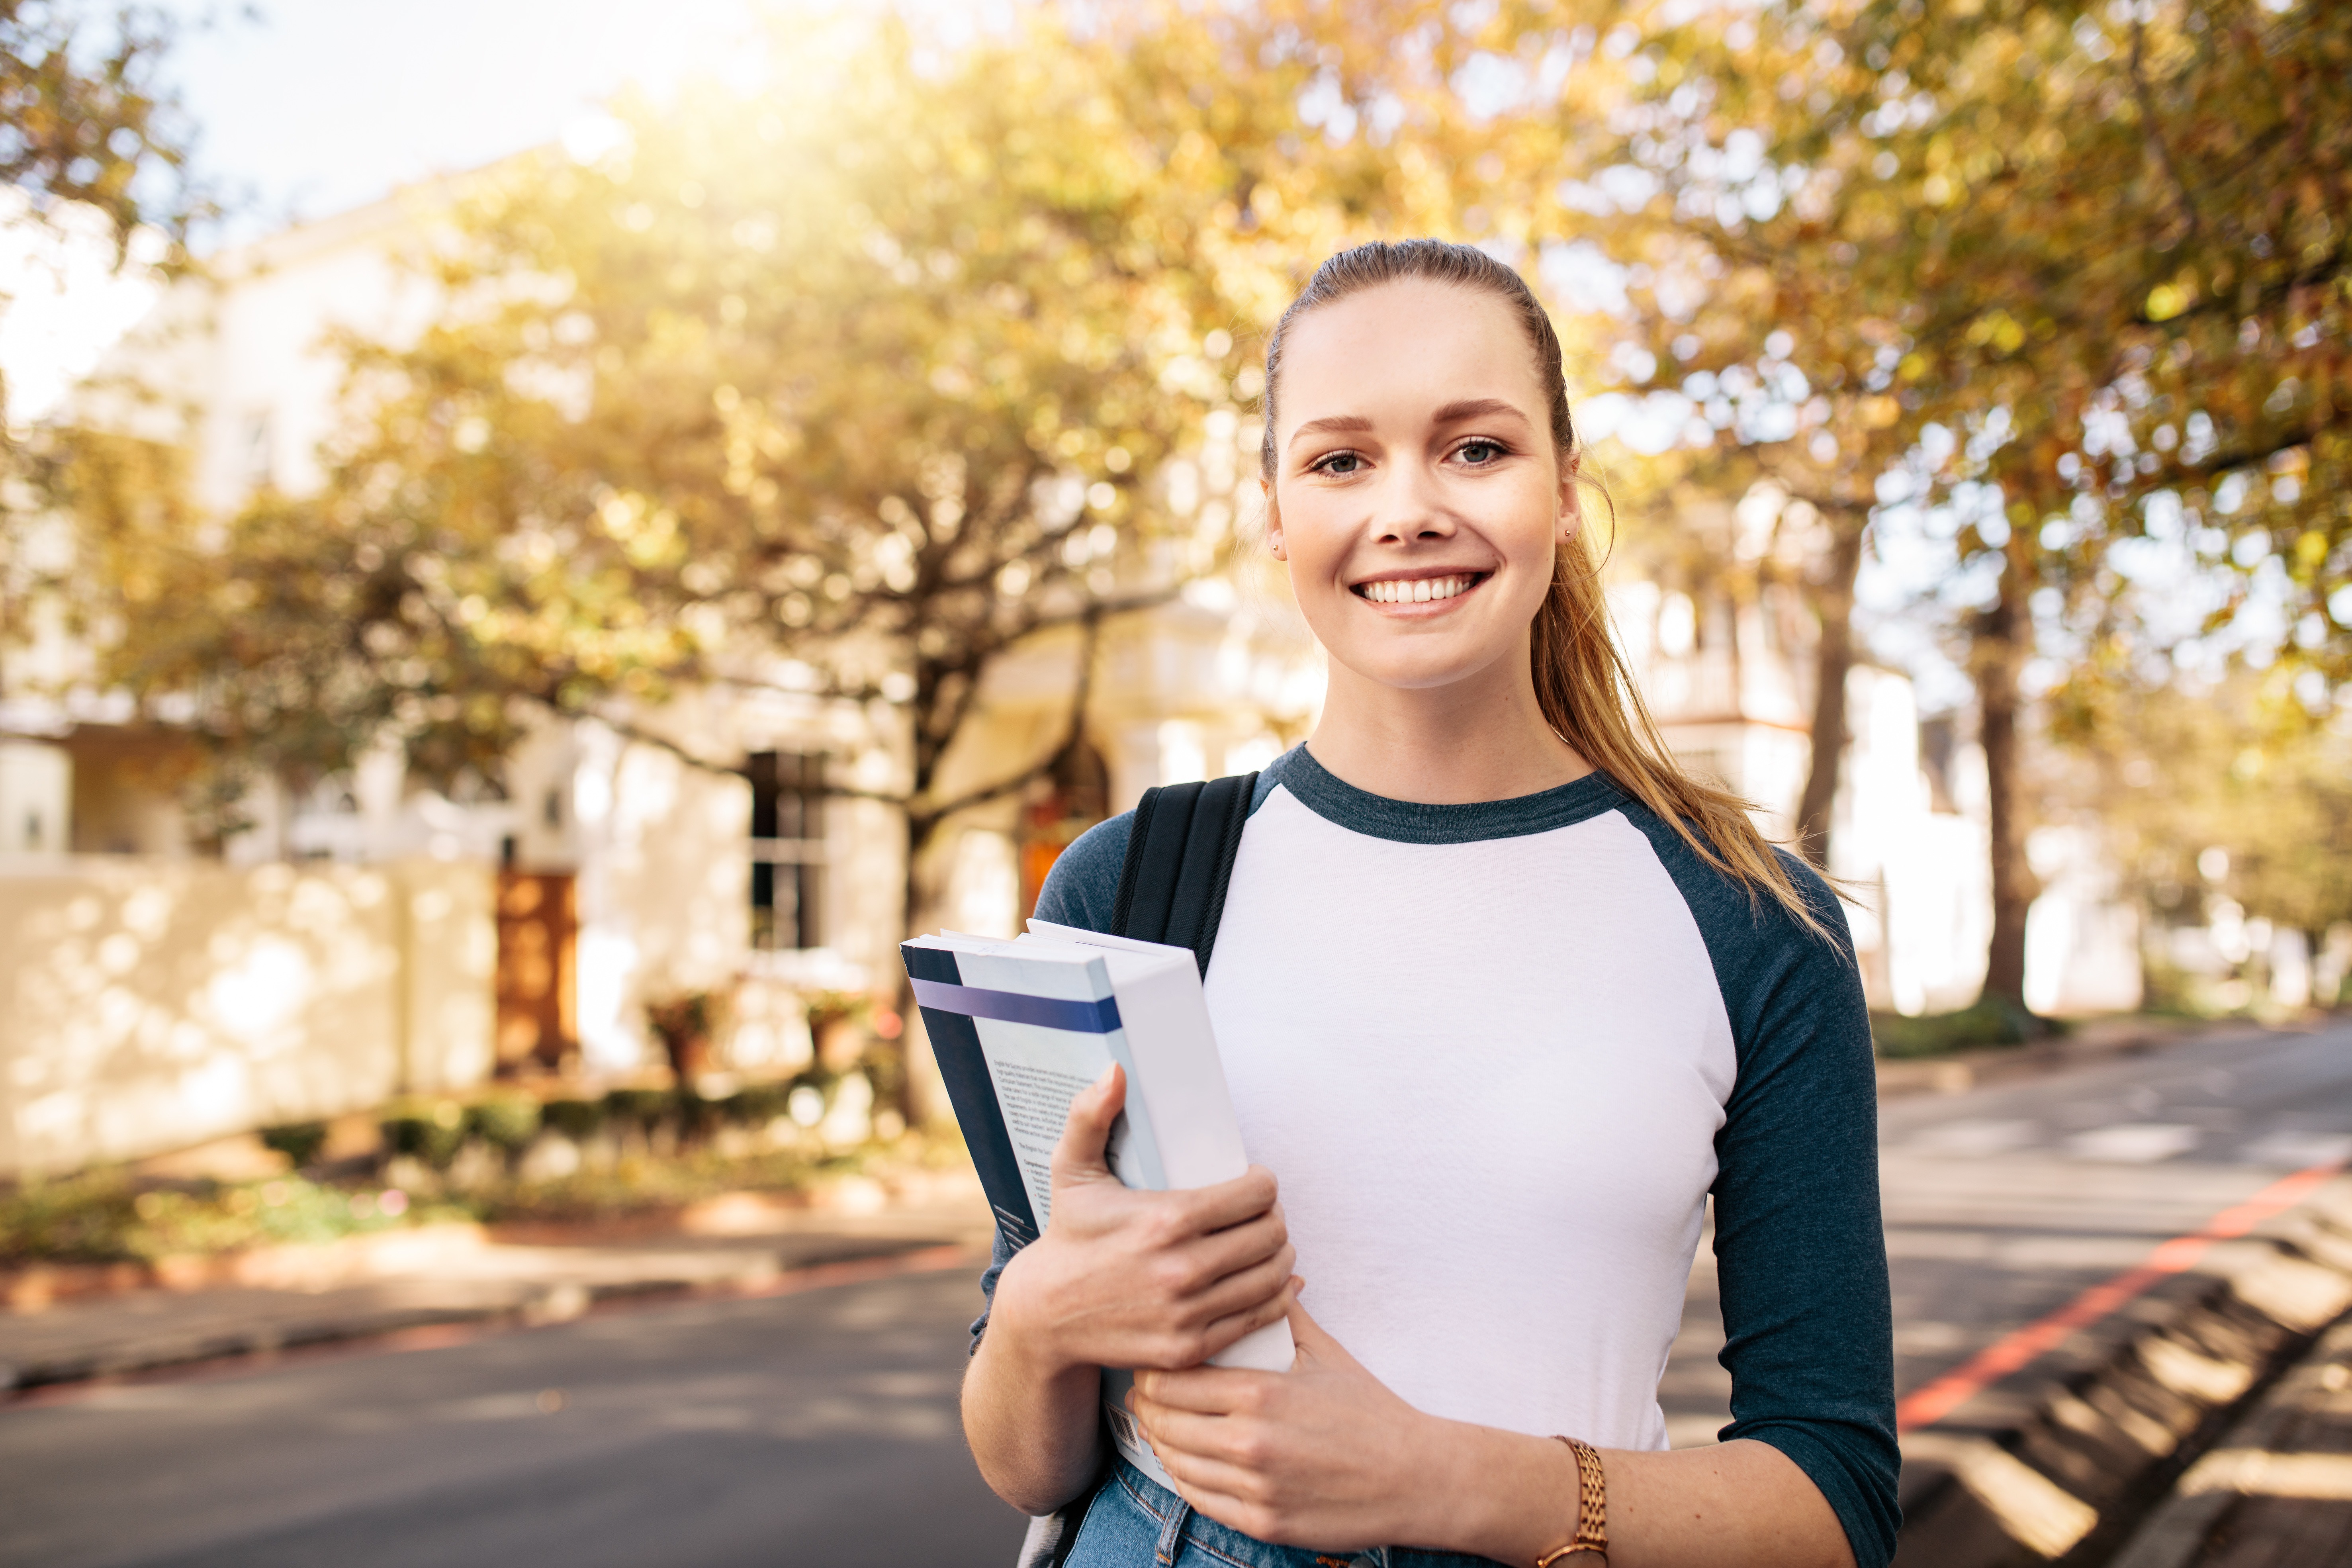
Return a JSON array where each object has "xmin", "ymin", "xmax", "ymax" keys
[
  {"xmin": 1178, "ymin": 1163, "xmax": 1282, "ymax": 1233},
  {"xmin": 1185, "ymin": 1205, "xmax": 1289, "ymax": 1284},
  {"xmin": 1186, "ymin": 1248, "xmax": 1297, "ymax": 1340},
  {"xmin": 1130, "ymin": 1399, "xmax": 1247, "ymax": 1468},
  {"xmin": 1132, "ymin": 1364, "xmax": 1266, "ymax": 1418},
  {"xmin": 1048, "ymin": 1063, "xmax": 1124, "ymax": 1188}
]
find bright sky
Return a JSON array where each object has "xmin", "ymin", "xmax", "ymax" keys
[
  {"xmin": 2, "ymin": 0, "xmax": 994, "ymax": 424},
  {"xmin": 161, "ymin": 0, "xmax": 777, "ymax": 245}
]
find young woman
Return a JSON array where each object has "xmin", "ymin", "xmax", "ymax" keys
[{"xmin": 961, "ymin": 240, "xmax": 1898, "ymax": 1568}]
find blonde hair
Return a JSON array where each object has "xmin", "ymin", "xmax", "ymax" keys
[{"xmin": 1260, "ymin": 239, "xmax": 1831, "ymax": 940}]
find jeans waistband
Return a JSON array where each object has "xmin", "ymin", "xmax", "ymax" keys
[{"xmin": 1104, "ymin": 1458, "xmax": 1511, "ymax": 1568}]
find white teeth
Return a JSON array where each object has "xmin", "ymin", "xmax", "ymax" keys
[{"xmin": 1362, "ymin": 575, "xmax": 1470, "ymax": 603}]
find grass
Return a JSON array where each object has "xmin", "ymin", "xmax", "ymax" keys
[
  {"xmin": 0, "ymin": 1169, "xmax": 471, "ymax": 1266},
  {"xmin": 1870, "ymin": 997, "xmax": 2062, "ymax": 1060},
  {"xmin": 1, "ymin": 1126, "xmax": 955, "ymax": 1267}
]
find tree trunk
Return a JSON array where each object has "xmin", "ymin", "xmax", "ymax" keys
[
  {"xmin": 1793, "ymin": 513, "xmax": 1867, "ymax": 869},
  {"xmin": 1975, "ymin": 538, "xmax": 2038, "ymax": 1014},
  {"xmin": 890, "ymin": 809, "xmax": 957, "ymax": 1130}
]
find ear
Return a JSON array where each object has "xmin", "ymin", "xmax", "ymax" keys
[
  {"xmin": 1262, "ymin": 476, "xmax": 1286, "ymax": 561},
  {"xmin": 1556, "ymin": 461, "xmax": 1583, "ymax": 545}
]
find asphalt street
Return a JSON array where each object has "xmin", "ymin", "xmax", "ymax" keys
[
  {"xmin": 0, "ymin": 1267, "xmax": 1031, "ymax": 1568},
  {"xmin": 1659, "ymin": 1021, "xmax": 2352, "ymax": 1445},
  {"xmin": 5, "ymin": 1022, "xmax": 2349, "ymax": 1567}
]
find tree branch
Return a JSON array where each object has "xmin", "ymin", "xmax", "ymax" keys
[
  {"xmin": 2129, "ymin": 19, "xmax": 2203, "ymax": 244},
  {"xmin": 907, "ymin": 602, "xmax": 1108, "ymax": 841}
]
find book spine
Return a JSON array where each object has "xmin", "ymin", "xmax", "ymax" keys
[{"xmin": 900, "ymin": 943, "xmax": 1039, "ymax": 1249}]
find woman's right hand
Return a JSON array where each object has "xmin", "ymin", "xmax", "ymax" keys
[{"xmin": 991, "ymin": 1063, "xmax": 1297, "ymax": 1376}]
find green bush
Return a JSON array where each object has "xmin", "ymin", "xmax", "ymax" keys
[
  {"xmin": 382, "ymin": 1099, "xmax": 467, "ymax": 1168},
  {"xmin": 727, "ymin": 1083, "xmax": 789, "ymax": 1126},
  {"xmin": 1871, "ymin": 997, "xmax": 2059, "ymax": 1059},
  {"xmin": 540, "ymin": 1096, "xmax": 605, "ymax": 1141},
  {"xmin": 2, "ymin": 1171, "xmax": 454, "ymax": 1264},
  {"xmin": 464, "ymin": 1093, "xmax": 542, "ymax": 1153},
  {"xmin": 259, "ymin": 1121, "xmax": 331, "ymax": 1169},
  {"xmin": 603, "ymin": 1087, "xmax": 676, "ymax": 1134},
  {"xmin": 1, "ymin": 1169, "xmax": 141, "ymax": 1263}
]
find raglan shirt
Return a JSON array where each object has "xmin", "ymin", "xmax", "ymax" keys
[{"xmin": 970, "ymin": 746, "xmax": 1899, "ymax": 1568}]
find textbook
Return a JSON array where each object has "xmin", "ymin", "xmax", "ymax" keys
[{"xmin": 900, "ymin": 922, "xmax": 1293, "ymax": 1486}]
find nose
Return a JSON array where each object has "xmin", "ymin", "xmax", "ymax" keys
[{"xmin": 1368, "ymin": 458, "xmax": 1457, "ymax": 545}]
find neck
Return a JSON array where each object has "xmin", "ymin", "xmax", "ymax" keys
[{"xmin": 1306, "ymin": 637, "xmax": 1591, "ymax": 805}]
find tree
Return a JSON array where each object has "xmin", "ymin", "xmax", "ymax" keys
[
  {"xmin": 63, "ymin": 6, "xmax": 1465, "ymax": 1099},
  {"xmin": 1456, "ymin": 0, "xmax": 2348, "ymax": 1010},
  {"xmin": 3, "ymin": 0, "xmax": 202, "ymax": 671}
]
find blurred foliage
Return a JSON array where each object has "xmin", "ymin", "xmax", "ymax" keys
[
  {"xmin": 0, "ymin": 0, "xmax": 202, "ymax": 256},
  {"xmin": 379, "ymin": 1097, "xmax": 468, "ymax": 1169},
  {"xmin": 1870, "ymin": 997, "xmax": 2054, "ymax": 1059},
  {"xmin": 1416, "ymin": 0, "xmax": 2350, "ymax": 1002},
  {"xmin": 59, "ymin": 6, "xmax": 1454, "ymax": 846},
  {"xmin": 0, "ymin": 1170, "xmax": 459, "ymax": 1265},
  {"xmin": 256, "ymin": 1120, "xmax": 329, "ymax": 1169},
  {"xmin": 31, "ymin": 0, "xmax": 2347, "ymax": 1021},
  {"xmin": 1480, "ymin": 0, "xmax": 2350, "ymax": 688},
  {"xmin": 475, "ymin": 1147, "xmax": 826, "ymax": 1227},
  {"xmin": 2054, "ymin": 669, "xmax": 2352, "ymax": 936},
  {"xmin": 462, "ymin": 1091, "xmax": 542, "ymax": 1155}
]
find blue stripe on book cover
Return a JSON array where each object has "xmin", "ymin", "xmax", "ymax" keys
[
  {"xmin": 908, "ymin": 978, "xmax": 1121, "ymax": 1034},
  {"xmin": 901, "ymin": 943, "xmax": 1039, "ymax": 1248}
]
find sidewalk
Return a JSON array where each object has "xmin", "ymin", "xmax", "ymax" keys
[
  {"xmin": 0, "ymin": 1181, "xmax": 994, "ymax": 1396},
  {"xmin": 1874, "ymin": 1015, "xmax": 2282, "ymax": 1100},
  {"xmin": 2111, "ymin": 1311, "xmax": 2352, "ymax": 1568}
]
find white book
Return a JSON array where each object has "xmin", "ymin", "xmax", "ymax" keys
[{"xmin": 900, "ymin": 926, "xmax": 1293, "ymax": 1487}]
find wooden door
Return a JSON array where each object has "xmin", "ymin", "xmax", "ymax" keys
[{"xmin": 495, "ymin": 871, "xmax": 577, "ymax": 1071}]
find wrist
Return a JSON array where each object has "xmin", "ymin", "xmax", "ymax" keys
[
  {"xmin": 987, "ymin": 1243, "xmax": 1089, "ymax": 1384},
  {"xmin": 1418, "ymin": 1423, "xmax": 1589, "ymax": 1565}
]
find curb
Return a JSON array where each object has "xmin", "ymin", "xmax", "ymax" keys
[
  {"xmin": 2105, "ymin": 1311, "xmax": 2352, "ymax": 1568},
  {"xmin": 1874, "ymin": 1021, "xmax": 2279, "ymax": 1102},
  {"xmin": 1891, "ymin": 1173, "xmax": 2352, "ymax": 1567},
  {"xmin": 0, "ymin": 1238, "xmax": 980, "ymax": 1399}
]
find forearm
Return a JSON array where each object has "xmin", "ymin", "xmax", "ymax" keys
[
  {"xmin": 961, "ymin": 1318, "xmax": 1108, "ymax": 1516},
  {"xmin": 1421, "ymin": 1426, "xmax": 1853, "ymax": 1568}
]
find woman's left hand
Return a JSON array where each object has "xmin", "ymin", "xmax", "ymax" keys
[{"xmin": 1127, "ymin": 1285, "xmax": 1440, "ymax": 1551}]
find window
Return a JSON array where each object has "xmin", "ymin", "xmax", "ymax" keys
[{"xmin": 748, "ymin": 750, "xmax": 825, "ymax": 951}]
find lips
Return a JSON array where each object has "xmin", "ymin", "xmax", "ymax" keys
[{"xmin": 1352, "ymin": 572, "xmax": 1486, "ymax": 605}]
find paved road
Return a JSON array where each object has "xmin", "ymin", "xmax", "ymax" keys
[
  {"xmin": 0, "ymin": 1267, "xmax": 1030, "ymax": 1568},
  {"xmin": 6, "ymin": 1024, "xmax": 2348, "ymax": 1566},
  {"xmin": 1661, "ymin": 1021, "xmax": 2352, "ymax": 1445}
]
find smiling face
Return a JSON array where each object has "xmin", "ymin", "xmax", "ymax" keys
[{"xmin": 1265, "ymin": 278, "xmax": 1577, "ymax": 699}]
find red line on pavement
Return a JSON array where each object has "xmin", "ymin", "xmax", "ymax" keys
[{"xmin": 1894, "ymin": 1158, "xmax": 2347, "ymax": 1433}]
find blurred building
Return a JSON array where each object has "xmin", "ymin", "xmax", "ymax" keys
[
  {"xmin": 0, "ymin": 182, "xmax": 1320, "ymax": 1175},
  {"xmin": 2, "ymin": 186, "xmax": 2144, "ymax": 1173}
]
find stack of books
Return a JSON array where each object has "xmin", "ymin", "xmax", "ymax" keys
[{"xmin": 902, "ymin": 920, "xmax": 1293, "ymax": 1482}]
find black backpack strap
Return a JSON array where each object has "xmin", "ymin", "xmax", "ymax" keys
[{"xmin": 1109, "ymin": 771, "xmax": 1258, "ymax": 977}]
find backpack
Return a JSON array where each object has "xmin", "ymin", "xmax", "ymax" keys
[
  {"xmin": 1014, "ymin": 771, "xmax": 1258, "ymax": 1568},
  {"xmin": 1108, "ymin": 772, "xmax": 1260, "ymax": 974}
]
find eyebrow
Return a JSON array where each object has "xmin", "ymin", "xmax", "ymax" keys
[
  {"xmin": 1430, "ymin": 397, "xmax": 1530, "ymax": 427},
  {"xmin": 1285, "ymin": 398, "xmax": 1533, "ymax": 452}
]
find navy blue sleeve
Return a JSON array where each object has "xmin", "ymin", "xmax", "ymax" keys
[
  {"xmin": 1029, "ymin": 812, "xmax": 1134, "ymax": 935},
  {"xmin": 969, "ymin": 810, "xmax": 1137, "ymax": 1351},
  {"xmin": 1615, "ymin": 803, "xmax": 1900, "ymax": 1568}
]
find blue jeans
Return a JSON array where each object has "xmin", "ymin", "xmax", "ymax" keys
[{"xmin": 1062, "ymin": 1458, "xmax": 1511, "ymax": 1568}]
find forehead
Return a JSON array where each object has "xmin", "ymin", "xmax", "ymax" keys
[{"xmin": 1275, "ymin": 278, "xmax": 1545, "ymax": 426}]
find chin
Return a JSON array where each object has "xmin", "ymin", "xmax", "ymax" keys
[{"xmin": 1333, "ymin": 643, "xmax": 1508, "ymax": 693}]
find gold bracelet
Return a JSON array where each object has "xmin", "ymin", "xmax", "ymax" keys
[{"xmin": 1534, "ymin": 1435, "xmax": 1608, "ymax": 1568}]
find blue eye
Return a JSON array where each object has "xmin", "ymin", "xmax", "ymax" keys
[
  {"xmin": 1317, "ymin": 452, "xmax": 1363, "ymax": 474},
  {"xmin": 1458, "ymin": 441, "xmax": 1503, "ymax": 464}
]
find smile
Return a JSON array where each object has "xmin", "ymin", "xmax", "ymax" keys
[{"xmin": 1354, "ymin": 573, "xmax": 1484, "ymax": 605}]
